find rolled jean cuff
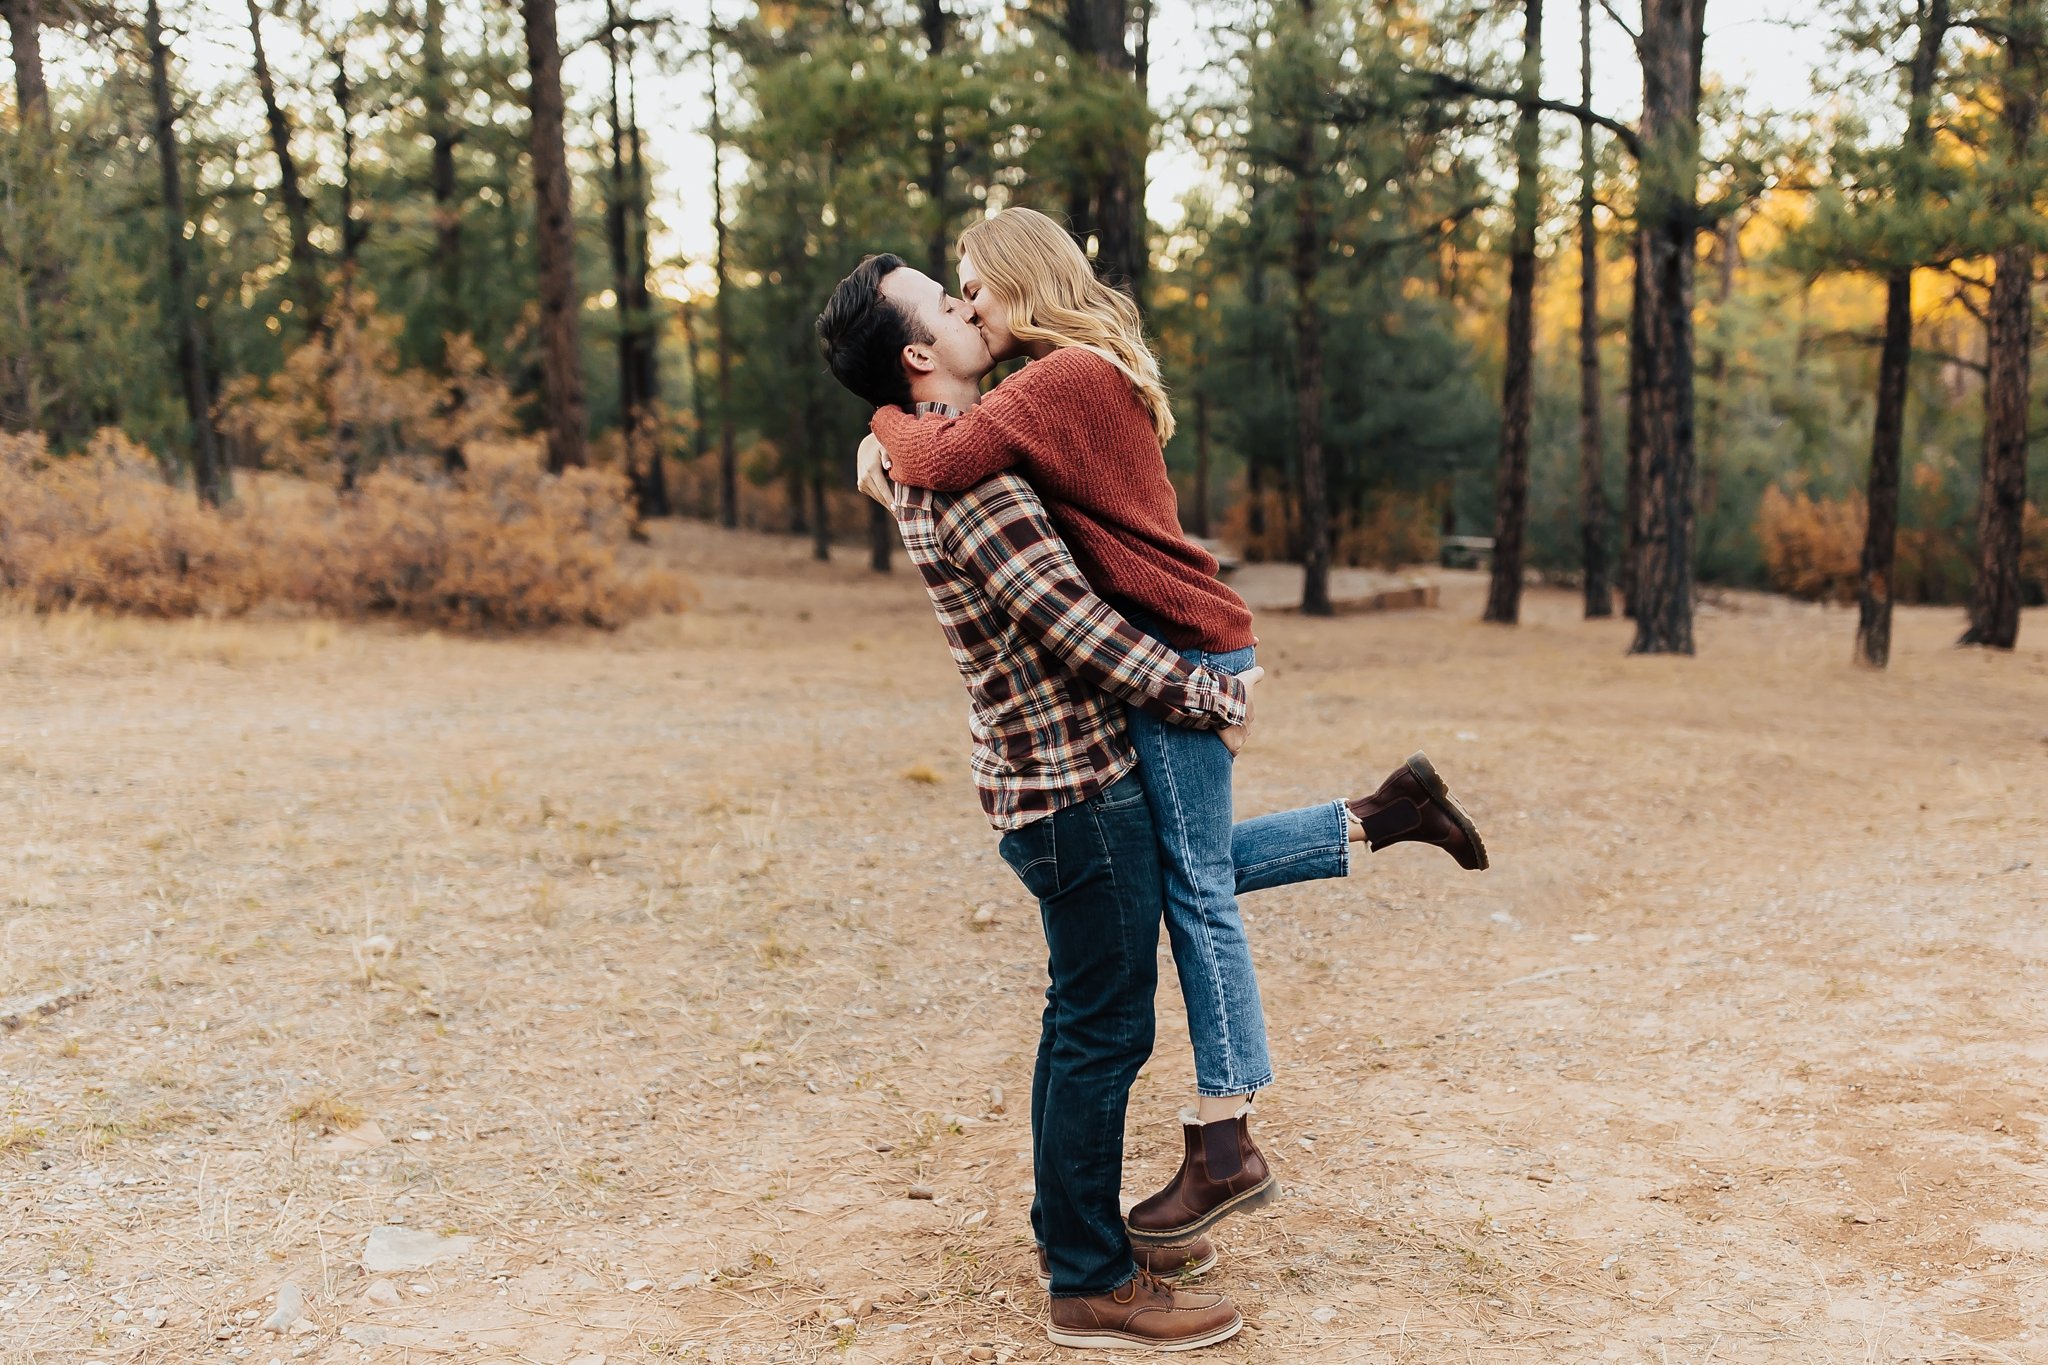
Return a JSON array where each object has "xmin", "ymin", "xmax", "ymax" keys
[{"xmin": 1195, "ymin": 1071, "xmax": 1274, "ymax": 1100}]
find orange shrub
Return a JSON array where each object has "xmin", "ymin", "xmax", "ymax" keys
[
  {"xmin": 1218, "ymin": 485, "xmax": 1440, "ymax": 570},
  {"xmin": 0, "ymin": 432, "xmax": 686, "ymax": 630},
  {"xmin": 1755, "ymin": 485, "xmax": 1864, "ymax": 603}
]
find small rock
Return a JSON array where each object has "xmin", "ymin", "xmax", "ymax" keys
[
  {"xmin": 971, "ymin": 905, "xmax": 997, "ymax": 927},
  {"xmin": 968, "ymin": 1348, "xmax": 996, "ymax": 1362},
  {"xmin": 1571, "ymin": 932, "xmax": 1601, "ymax": 944},
  {"xmin": 847, "ymin": 1296, "xmax": 873, "ymax": 1318},
  {"xmin": 339, "ymin": 1325, "xmax": 387, "ymax": 1348},
  {"xmin": 362, "ymin": 1280, "xmax": 400, "ymax": 1308},
  {"xmin": 804, "ymin": 1268, "xmax": 825, "ymax": 1287},
  {"xmin": 49, "ymin": 1269, "xmax": 70, "ymax": 1283},
  {"xmin": 625, "ymin": 1279, "xmax": 654, "ymax": 1292},
  {"xmin": 1310, "ymin": 1306, "xmax": 1338, "ymax": 1325},
  {"xmin": 908, "ymin": 1184, "xmax": 935, "ymax": 1200},
  {"xmin": 987, "ymin": 1085, "xmax": 1005, "ymax": 1114},
  {"xmin": 670, "ymin": 1271, "xmax": 704, "ymax": 1290},
  {"xmin": 1851, "ymin": 1212, "xmax": 1875, "ymax": 1225},
  {"xmin": 261, "ymin": 1284, "xmax": 304, "ymax": 1334},
  {"xmin": 407, "ymin": 1282, "xmax": 431, "ymax": 1295},
  {"xmin": 362, "ymin": 1226, "xmax": 476, "ymax": 1273},
  {"xmin": 829, "ymin": 1316, "xmax": 857, "ymax": 1331},
  {"xmin": 141, "ymin": 1306, "xmax": 169, "ymax": 1329},
  {"xmin": 358, "ymin": 934, "xmax": 397, "ymax": 957},
  {"xmin": 288, "ymin": 1318, "xmax": 318, "ymax": 1336}
]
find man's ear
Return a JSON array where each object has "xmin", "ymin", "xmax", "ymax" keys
[{"xmin": 901, "ymin": 343, "xmax": 937, "ymax": 378}]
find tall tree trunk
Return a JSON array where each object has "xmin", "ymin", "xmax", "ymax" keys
[
  {"xmin": 1960, "ymin": 19, "xmax": 2037, "ymax": 649},
  {"xmin": 1484, "ymin": 0, "xmax": 1542, "ymax": 625},
  {"xmin": 921, "ymin": 0, "xmax": 951, "ymax": 282},
  {"xmin": 622, "ymin": 32, "xmax": 669, "ymax": 516},
  {"xmin": 810, "ymin": 470, "xmax": 831, "ymax": 561},
  {"xmin": 331, "ymin": 51, "xmax": 367, "ymax": 489},
  {"xmin": 1577, "ymin": 0, "xmax": 1611, "ymax": 618},
  {"xmin": 5, "ymin": 0, "xmax": 46, "ymax": 128},
  {"xmin": 1191, "ymin": 385, "xmax": 1212, "ymax": 537},
  {"xmin": 247, "ymin": 0, "xmax": 322, "ymax": 332},
  {"xmin": 603, "ymin": 8, "xmax": 646, "ymax": 512},
  {"xmin": 1858, "ymin": 0, "xmax": 1949, "ymax": 667},
  {"xmin": 144, "ymin": 0, "xmax": 228, "ymax": 505},
  {"xmin": 710, "ymin": 67, "xmax": 738, "ymax": 526},
  {"xmin": 523, "ymin": 0, "xmax": 589, "ymax": 472},
  {"xmin": 1629, "ymin": 0, "xmax": 1705, "ymax": 656},
  {"xmin": 5, "ymin": 0, "xmax": 45, "ymax": 434},
  {"xmin": 1621, "ymin": 233, "xmax": 1648, "ymax": 617},
  {"xmin": 423, "ymin": 0, "xmax": 463, "ymax": 354},
  {"xmin": 1061, "ymin": 0, "xmax": 1147, "ymax": 297},
  {"xmin": 1291, "ymin": 0, "xmax": 1331, "ymax": 616}
]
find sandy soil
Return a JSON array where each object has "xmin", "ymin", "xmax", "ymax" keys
[{"xmin": 3, "ymin": 521, "xmax": 2045, "ymax": 1365}]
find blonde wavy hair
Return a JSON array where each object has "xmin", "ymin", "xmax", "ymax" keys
[{"xmin": 957, "ymin": 208, "xmax": 1175, "ymax": 445}]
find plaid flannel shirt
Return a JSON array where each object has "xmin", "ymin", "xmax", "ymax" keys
[{"xmin": 894, "ymin": 402, "xmax": 1248, "ymax": 831}]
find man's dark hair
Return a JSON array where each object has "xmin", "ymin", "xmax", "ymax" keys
[{"xmin": 815, "ymin": 253, "xmax": 932, "ymax": 411}]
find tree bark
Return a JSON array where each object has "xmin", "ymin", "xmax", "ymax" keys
[
  {"xmin": 1621, "ymin": 230, "xmax": 1647, "ymax": 616},
  {"xmin": 1960, "ymin": 17, "xmax": 2037, "ymax": 650},
  {"xmin": 144, "ymin": 0, "xmax": 228, "ymax": 505},
  {"xmin": 1191, "ymin": 385, "xmax": 1211, "ymax": 537},
  {"xmin": 710, "ymin": 67, "xmax": 738, "ymax": 526},
  {"xmin": 5, "ymin": 0, "xmax": 46, "ymax": 130},
  {"xmin": 1628, "ymin": 0, "xmax": 1705, "ymax": 656},
  {"xmin": 247, "ymin": 0, "xmax": 322, "ymax": 332},
  {"xmin": 423, "ymin": 0, "xmax": 463, "ymax": 356},
  {"xmin": 1858, "ymin": 0, "xmax": 1948, "ymax": 667},
  {"xmin": 603, "ymin": 8, "xmax": 645, "ymax": 510},
  {"xmin": 1577, "ymin": 0, "xmax": 1612, "ymax": 618},
  {"xmin": 1291, "ymin": 66, "xmax": 1331, "ymax": 617},
  {"xmin": 921, "ymin": 0, "xmax": 951, "ymax": 282},
  {"xmin": 1061, "ymin": 0, "xmax": 1147, "ymax": 297},
  {"xmin": 622, "ymin": 31, "xmax": 668, "ymax": 516},
  {"xmin": 523, "ymin": 0, "xmax": 589, "ymax": 472},
  {"xmin": 1484, "ymin": 0, "xmax": 1542, "ymax": 626}
]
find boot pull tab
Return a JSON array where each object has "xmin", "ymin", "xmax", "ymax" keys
[{"xmin": 1202, "ymin": 1116, "xmax": 1245, "ymax": 1180}]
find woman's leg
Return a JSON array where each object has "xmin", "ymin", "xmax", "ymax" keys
[{"xmin": 1125, "ymin": 643, "xmax": 1271, "ymax": 1102}]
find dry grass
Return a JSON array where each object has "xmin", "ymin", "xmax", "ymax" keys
[{"xmin": 2, "ymin": 520, "xmax": 2045, "ymax": 1364}]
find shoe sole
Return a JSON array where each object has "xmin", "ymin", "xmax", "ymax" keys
[
  {"xmin": 1047, "ymin": 1313, "xmax": 1243, "ymax": 1351},
  {"xmin": 1039, "ymin": 1246, "xmax": 1219, "ymax": 1291},
  {"xmin": 1126, "ymin": 1174, "xmax": 1279, "ymax": 1244},
  {"xmin": 1406, "ymin": 751, "xmax": 1490, "ymax": 871}
]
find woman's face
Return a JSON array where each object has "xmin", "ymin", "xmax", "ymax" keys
[{"xmin": 958, "ymin": 253, "xmax": 1025, "ymax": 363}]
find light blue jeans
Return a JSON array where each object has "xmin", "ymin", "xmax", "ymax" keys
[{"xmin": 1126, "ymin": 633, "xmax": 1352, "ymax": 1097}]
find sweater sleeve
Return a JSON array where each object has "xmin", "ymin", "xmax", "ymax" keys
[{"xmin": 870, "ymin": 350, "xmax": 1114, "ymax": 492}]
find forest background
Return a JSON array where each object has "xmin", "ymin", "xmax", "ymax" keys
[{"xmin": 1, "ymin": 0, "xmax": 2045, "ymax": 657}]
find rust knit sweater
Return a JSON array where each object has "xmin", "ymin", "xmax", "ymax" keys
[{"xmin": 871, "ymin": 347, "xmax": 1253, "ymax": 653}]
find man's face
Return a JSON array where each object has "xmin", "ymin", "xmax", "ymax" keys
[{"xmin": 878, "ymin": 266, "xmax": 993, "ymax": 389}]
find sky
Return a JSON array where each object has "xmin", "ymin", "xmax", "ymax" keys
[{"xmin": 15, "ymin": 0, "xmax": 1846, "ymax": 286}]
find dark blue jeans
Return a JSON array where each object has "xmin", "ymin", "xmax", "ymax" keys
[{"xmin": 999, "ymin": 773, "xmax": 1161, "ymax": 1298}]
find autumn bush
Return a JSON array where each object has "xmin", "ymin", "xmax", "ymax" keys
[
  {"xmin": 1755, "ymin": 477, "xmax": 2046, "ymax": 606},
  {"xmin": 0, "ymin": 432, "xmax": 686, "ymax": 629}
]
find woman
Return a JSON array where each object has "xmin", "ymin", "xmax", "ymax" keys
[{"xmin": 861, "ymin": 207, "xmax": 1487, "ymax": 1247}]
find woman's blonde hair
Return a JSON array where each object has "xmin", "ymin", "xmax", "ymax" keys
[{"xmin": 957, "ymin": 208, "xmax": 1175, "ymax": 445}]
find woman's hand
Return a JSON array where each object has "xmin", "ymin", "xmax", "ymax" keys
[
  {"xmin": 857, "ymin": 434, "xmax": 893, "ymax": 506},
  {"xmin": 1218, "ymin": 665, "xmax": 1264, "ymax": 757}
]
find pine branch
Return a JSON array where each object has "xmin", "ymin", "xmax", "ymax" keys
[{"xmin": 1355, "ymin": 69, "xmax": 1645, "ymax": 160}]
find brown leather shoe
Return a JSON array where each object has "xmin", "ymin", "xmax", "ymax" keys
[
  {"xmin": 1046, "ymin": 1268, "xmax": 1242, "ymax": 1351},
  {"xmin": 1037, "ymin": 1236, "xmax": 1218, "ymax": 1290},
  {"xmin": 1126, "ymin": 1108, "xmax": 1278, "ymax": 1243},
  {"xmin": 1349, "ymin": 752, "xmax": 1489, "ymax": 870}
]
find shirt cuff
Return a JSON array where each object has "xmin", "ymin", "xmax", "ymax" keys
[{"xmin": 1198, "ymin": 666, "xmax": 1250, "ymax": 728}]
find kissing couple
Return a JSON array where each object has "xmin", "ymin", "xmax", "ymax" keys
[{"xmin": 816, "ymin": 206, "xmax": 1489, "ymax": 1353}]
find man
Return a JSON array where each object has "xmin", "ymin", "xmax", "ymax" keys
[{"xmin": 816, "ymin": 254, "xmax": 1249, "ymax": 1352}]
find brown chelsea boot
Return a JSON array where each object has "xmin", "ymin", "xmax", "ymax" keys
[
  {"xmin": 1036, "ymin": 1236, "xmax": 1218, "ymax": 1290},
  {"xmin": 1349, "ymin": 751, "xmax": 1489, "ymax": 870},
  {"xmin": 1126, "ymin": 1107, "xmax": 1278, "ymax": 1243}
]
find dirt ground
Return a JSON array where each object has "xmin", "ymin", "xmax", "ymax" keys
[{"xmin": 4, "ymin": 520, "xmax": 2046, "ymax": 1365}]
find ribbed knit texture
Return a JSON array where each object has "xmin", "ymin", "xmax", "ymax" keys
[{"xmin": 872, "ymin": 347, "xmax": 1254, "ymax": 653}]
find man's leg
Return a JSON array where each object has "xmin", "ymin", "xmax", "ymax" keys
[{"xmin": 999, "ymin": 776, "xmax": 1161, "ymax": 1296}]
